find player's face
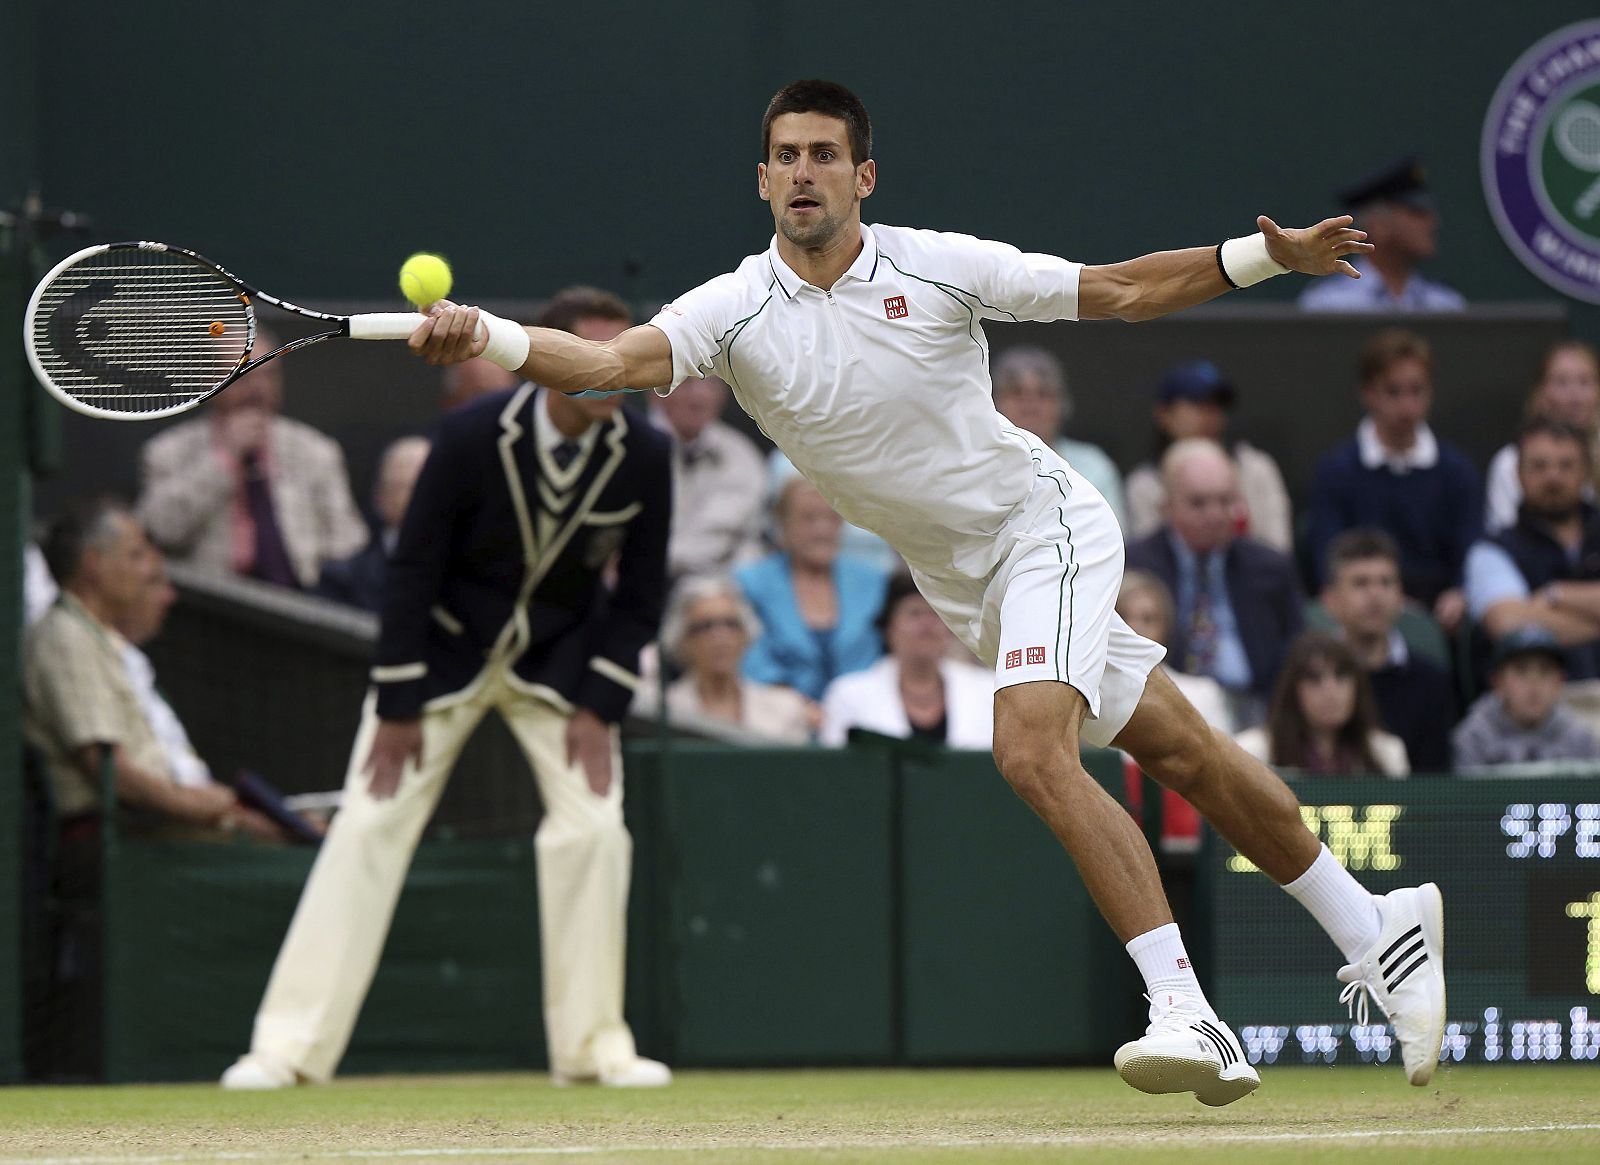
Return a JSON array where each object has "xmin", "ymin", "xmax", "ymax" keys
[
  {"xmin": 1518, "ymin": 433, "xmax": 1588, "ymax": 519},
  {"xmin": 1494, "ymin": 655, "xmax": 1564, "ymax": 729},
  {"xmin": 758, "ymin": 113, "xmax": 875, "ymax": 251},
  {"xmin": 1361, "ymin": 357, "xmax": 1431, "ymax": 440},
  {"xmin": 1325, "ymin": 558, "xmax": 1401, "ymax": 640},
  {"xmin": 1297, "ymin": 662, "xmax": 1357, "ymax": 735},
  {"xmin": 995, "ymin": 374, "xmax": 1063, "ymax": 441}
]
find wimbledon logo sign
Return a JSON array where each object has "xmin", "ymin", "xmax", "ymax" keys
[{"xmin": 1483, "ymin": 20, "xmax": 1600, "ymax": 304}]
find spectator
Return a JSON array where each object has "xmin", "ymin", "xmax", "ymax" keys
[
  {"xmin": 1453, "ymin": 626, "xmax": 1600, "ymax": 768},
  {"xmin": 23, "ymin": 498, "xmax": 284, "ymax": 840},
  {"xmin": 1123, "ymin": 360, "xmax": 1292, "ymax": 554},
  {"xmin": 649, "ymin": 375, "xmax": 767, "ymax": 579},
  {"xmin": 1319, "ymin": 529, "xmax": 1454, "ymax": 772},
  {"xmin": 1126, "ymin": 439, "xmax": 1304, "ymax": 725},
  {"xmin": 316, "ymin": 436, "xmax": 432, "ymax": 613},
  {"xmin": 1236, "ymin": 632, "xmax": 1410, "ymax": 777},
  {"xmin": 767, "ymin": 450, "xmax": 901, "ymax": 573},
  {"xmin": 1115, "ymin": 570, "xmax": 1233, "ymax": 732},
  {"xmin": 736, "ymin": 477, "xmax": 888, "ymax": 701},
  {"xmin": 641, "ymin": 575, "xmax": 813, "ymax": 742},
  {"xmin": 1307, "ymin": 328, "xmax": 1480, "ymax": 627},
  {"xmin": 1465, "ymin": 418, "xmax": 1600, "ymax": 685},
  {"xmin": 820, "ymin": 573, "xmax": 993, "ymax": 748},
  {"xmin": 1298, "ymin": 155, "xmax": 1465, "ymax": 312},
  {"xmin": 137, "ymin": 327, "xmax": 367, "ymax": 590},
  {"xmin": 441, "ymin": 356, "xmax": 519, "ymax": 411},
  {"xmin": 990, "ymin": 346, "xmax": 1127, "ymax": 532},
  {"xmin": 1485, "ymin": 341, "xmax": 1600, "ymax": 533}
]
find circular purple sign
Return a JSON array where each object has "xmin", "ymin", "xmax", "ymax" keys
[{"xmin": 1483, "ymin": 20, "xmax": 1600, "ymax": 304}]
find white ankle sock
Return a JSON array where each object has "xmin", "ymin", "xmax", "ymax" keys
[
  {"xmin": 1126, "ymin": 923, "xmax": 1206, "ymax": 1011},
  {"xmin": 1282, "ymin": 844, "xmax": 1382, "ymax": 962}
]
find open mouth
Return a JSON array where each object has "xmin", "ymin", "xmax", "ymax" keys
[{"xmin": 789, "ymin": 197, "xmax": 820, "ymax": 212}]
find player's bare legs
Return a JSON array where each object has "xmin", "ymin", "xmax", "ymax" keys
[
  {"xmin": 1110, "ymin": 668, "xmax": 1317, "ymax": 882},
  {"xmin": 993, "ymin": 677, "xmax": 1257, "ymax": 1104},
  {"xmin": 992, "ymin": 680, "xmax": 1170, "ymax": 941},
  {"xmin": 1114, "ymin": 667, "xmax": 1447, "ymax": 1086}
]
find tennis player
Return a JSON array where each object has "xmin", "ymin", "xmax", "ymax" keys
[{"xmin": 409, "ymin": 80, "xmax": 1446, "ymax": 1105}]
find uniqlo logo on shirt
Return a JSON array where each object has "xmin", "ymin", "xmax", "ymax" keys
[
  {"xmin": 883, "ymin": 295, "xmax": 908, "ymax": 319},
  {"xmin": 1176, "ymin": 957, "xmax": 1191, "ymax": 970},
  {"xmin": 1026, "ymin": 646, "xmax": 1047, "ymax": 665},
  {"xmin": 1005, "ymin": 649, "xmax": 1023, "ymax": 669}
]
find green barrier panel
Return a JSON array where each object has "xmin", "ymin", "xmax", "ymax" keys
[
  {"xmin": 898, "ymin": 747, "xmax": 1138, "ymax": 1064},
  {"xmin": 102, "ymin": 838, "xmax": 542, "ymax": 1083},
  {"xmin": 647, "ymin": 744, "xmax": 896, "ymax": 1065},
  {"xmin": 1204, "ymin": 776, "xmax": 1600, "ymax": 1069}
]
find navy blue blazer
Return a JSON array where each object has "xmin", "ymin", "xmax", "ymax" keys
[
  {"xmin": 316, "ymin": 536, "xmax": 390, "ymax": 614},
  {"xmin": 1125, "ymin": 530, "xmax": 1305, "ymax": 697},
  {"xmin": 371, "ymin": 385, "xmax": 672, "ymax": 722}
]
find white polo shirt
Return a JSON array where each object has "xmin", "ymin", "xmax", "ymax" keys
[{"xmin": 650, "ymin": 223, "xmax": 1082, "ymax": 578}]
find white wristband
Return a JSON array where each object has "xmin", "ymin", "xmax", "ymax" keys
[
  {"xmin": 476, "ymin": 310, "xmax": 532, "ymax": 371},
  {"xmin": 1217, "ymin": 232, "xmax": 1290, "ymax": 289}
]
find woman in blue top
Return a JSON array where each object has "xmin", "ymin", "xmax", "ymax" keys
[{"xmin": 735, "ymin": 477, "xmax": 889, "ymax": 701}]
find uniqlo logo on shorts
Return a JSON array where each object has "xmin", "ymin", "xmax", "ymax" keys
[
  {"xmin": 1176, "ymin": 957, "xmax": 1191, "ymax": 970},
  {"xmin": 1005, "ymin": 649, "xmax": 1023, "ymax": 669},
  {"xmin": 1026, "ymin": 646, "xmax": 1047, "ymax": 665},
  {"xmin": 883, "ymin": 295, "xmax": 908, "ymax": 319}
]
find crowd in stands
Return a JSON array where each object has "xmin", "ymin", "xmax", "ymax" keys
[{"xmin": 19, "ymin": 160, "xmax": 1600, "ymax": 787}]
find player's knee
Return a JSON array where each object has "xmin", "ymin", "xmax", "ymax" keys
[{"xmin": 993, "ymin": 734, "xmax": 1082, "ymax": 809}]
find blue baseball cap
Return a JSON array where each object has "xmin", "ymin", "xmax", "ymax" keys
[
  {"xmin": 1489, "ymin": 625, "xmax": 1566, "ymax": 672},
  {"xmin": 1157, "ymin": 360, "xmax": 1235, "ymax": 407}
]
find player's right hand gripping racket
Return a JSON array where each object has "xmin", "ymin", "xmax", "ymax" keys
[{"xmin": 24, "ymin": 241, "xmax": 434, "ymax": 421}]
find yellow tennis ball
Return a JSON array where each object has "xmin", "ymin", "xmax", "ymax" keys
[{"xmin": 399, "ymin": 252, "xmax": 452, "ymax": 307}]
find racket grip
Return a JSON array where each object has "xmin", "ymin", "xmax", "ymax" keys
[{"xmin": 348, "ymin": 313, "xmax": 429, "ymax": 340}]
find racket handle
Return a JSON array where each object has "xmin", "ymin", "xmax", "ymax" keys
[
  {"xmin": 348, "ymin": 312, "xmax": 429, "ymax": 340},
  {"xmin": 346, "ymin": 310, "xmax": 530, "ymax": 372}
]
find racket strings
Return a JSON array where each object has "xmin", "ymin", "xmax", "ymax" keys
[{"xmin": 29, "ymin": 248, "xmax": 253, "ymax": 415}]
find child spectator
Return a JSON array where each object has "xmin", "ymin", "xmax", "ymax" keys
[{"xmin": 1453, "ymin": 626, "xmax": 1600, "ymax": 768}]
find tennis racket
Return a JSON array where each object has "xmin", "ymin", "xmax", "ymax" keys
[{"xmin": 24, "ymin": 241, "xmax": 432, "ymax": 421}]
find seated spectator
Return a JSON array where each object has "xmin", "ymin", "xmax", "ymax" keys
[
  {"xmin": 441, "ymin": 356, "xmax": 519, "ymax": 412},
  {"xmin": 820, "ymin": 573, "xmax": 993, "ymax": 748},
  {"xmin": 1126, "ymin": 439, "xmax": 1304, "ymax": 726},
  {"xmin": 640, "ymin": 575, "xmax": 813, "ymax": 742},
  {"xmin": 736, "ymin": 478, "xmax": 888, "ymax": 701},
  {"xmin": 316, "ymin": 436, "xmax": 431, "ymax": 613},
  {"xmin": 136, "ymin": 327, "xmax": 367, "ymax": 590},
  {"xmin": 1236, "ymin": 632, "xmax": 1410, "ymax": 777},
  {"xmin": 1319, "ymin": 528, "xmax": 1455, "ymax": 772},
  {"xmin": 990, "ymin": 346, "xmax": 1127, "ymax": 532},
  {"xmin": 1465, "ymin": 418, "xmax": 1600, "ymax": 688},
  {"xmin": 1307, "ymin": 328, "xmax": 1480, "ymax": 628},
  {"xmin": 649, "ymin": 375, "xmax": 766, "ymax": 579},
  {"xmin": 24, "ymin": 499, "xmax": 287, "ymax": 840},
  {"xmin": 1115, "ymin": 570, "xmax": 1233, "ymax": 732},
  {"xmin": 1453, "ymin": 626, "xmax": 1600, "ymax": 768},
  {"xmin": 1485, "ymin": 341, "xmax": 1600, "ymax": 533},
  {"xmin": 767, "ymin": 450, "xmax": 901, "ymax": 573},
  {"xmin": 1124, "ymin": 361, "xmax": 1292, "ymax": 553},
  {"xmin": 1297, "ymin": 155, "xmax": 1466, "ymax": 312}
]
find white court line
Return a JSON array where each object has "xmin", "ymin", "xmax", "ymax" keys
[{"xmin": 5, "ymin": 1122, "xmax": 1600, "ymax": 1164}]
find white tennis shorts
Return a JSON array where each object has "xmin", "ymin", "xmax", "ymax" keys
[{"xmin": 907, "ymin": 445, "xmax": 1166, "ymax": 748}]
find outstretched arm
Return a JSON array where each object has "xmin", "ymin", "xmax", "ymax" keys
[
  {"xmin": 408, "ymin": 308, "xmax": 673, "ymax": 393},
  {"xmin": 1078, "ymin": 215, "xmax": 1371, "ymax": 322}
]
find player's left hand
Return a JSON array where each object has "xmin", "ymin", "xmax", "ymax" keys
[
  {"xmin": 565, "ymin": 707, "xmax": 615, "ymax": 797},
  {"xmin": 1260, "ymin": 214, "xmax": 1372, "ymax": 279}
]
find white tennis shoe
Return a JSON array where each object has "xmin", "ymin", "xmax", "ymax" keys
[
  {"xmin": 1113, "ymin": 995, "xmax": 1259, "ymax": 1107},
  {"xmin": 553, "ymin": 1056, "xmax": 673, "ymax": 1088},
  {"xmin": 219, "ymin": 1053, "xmax": 298, "ymax": 1090},
  {"xmin": 1336, "ymin": 882, "xmax": 1446, "ymax": 1086}
]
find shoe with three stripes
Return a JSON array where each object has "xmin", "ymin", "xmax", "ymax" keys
[
  {"xmin": 1113, "ymin": 994, "xmax": 1259, "ymax": 1107},
  {"xmin": 1336, "ymin": 882, "xmax": 1446, "ymax": 1086}
]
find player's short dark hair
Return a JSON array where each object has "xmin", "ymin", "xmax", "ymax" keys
[
  {"xmin": 537, "ymin": 286, "xmax": 632, "ymax": 336},
  {"xmin": 762, "ymin": 80, "xmax": 872, "ymax": 165},
  {"xmin": 1518, "ymin": 416, "xmax": 1592, "ymax": 464},
  {"xmin": 1324, "ymin": 527, "xmax": 1400, "ymax": 582},
  {"xmin": 42, "ymin": 495, "xmax": 133, "ymax": 586},
  {"xmin": 1358, "ymin": 328, "xmax": 1431, "ymax": 386}
]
